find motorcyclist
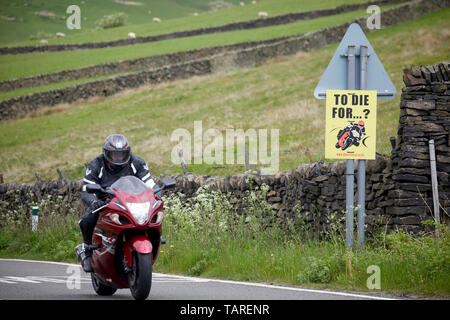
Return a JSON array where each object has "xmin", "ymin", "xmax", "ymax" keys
[
  {"xmin": 352, "ymin": 120, "xmax": 365, "ymax": 146},
  {"xmin": 78, "ymin": 134, "xmax": 157, "ymax": 272},
  {"xmin": 335, "ymin": 120, "xmax": 365, "ymax": 150}
]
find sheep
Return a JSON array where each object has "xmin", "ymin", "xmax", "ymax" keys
[
  {"xmin": 258, "ymin": 11, "xmax": 268, "ymax": 18},
  {"xmin": 128, "ymin": 32, "xmax": 136, "ymax": 39},
  {"xmin": 39, "ymin": 39, "xmax": 48, "ymax": 44},
  {"xmin": 252, "ymin": 0, "xmax": 257, "ymax": 4},
  {"xmin": 152, "ymin": 17, "xmax": 161, "ymax": 23},
  {"xmin": 240, "ymin": 2, "xmax": 245, "ymax": 6},
  {"xmin": 55, "ymin": 32, "xmax": 65, "ymax": 37},
  {"xmin": 193, "ymin": 12, "xmax": 198, "ymax": 16}
]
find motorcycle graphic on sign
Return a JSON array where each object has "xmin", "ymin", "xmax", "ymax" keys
[{"xmin": 335, "ymin": 120, "xmax": 366, "ymax": 151}]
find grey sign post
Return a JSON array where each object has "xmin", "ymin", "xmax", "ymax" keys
[
  {"xmin": 345, "ymin": 45, "xmax": 355, "ymax": 248},
  {"xmin": 314, "ymin": 23, "xmax": 396, "ymax": 249},
  {"xmin": 358, "ymin": 45, "xmax": 369, "ymax": 248}
]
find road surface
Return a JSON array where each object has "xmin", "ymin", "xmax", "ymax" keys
[{"xmin": 0, "ymin": 258, "xmax": 395, "ymax": 300}]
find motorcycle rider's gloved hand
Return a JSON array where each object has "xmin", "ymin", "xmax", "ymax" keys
[{"xmin": 90, "ymin": 199, "xmax": 107, "ymax": 211}]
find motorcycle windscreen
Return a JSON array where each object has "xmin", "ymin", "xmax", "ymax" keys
[{"xmin": 111, "ymin": 176, "xmax": 149, "ymax": 195}]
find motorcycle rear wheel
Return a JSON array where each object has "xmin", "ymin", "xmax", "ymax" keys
[
  {"xmin": 91, "ymin": 274, "xmax": 117, "ymax": 296},
  {"xmin": 128, "ymin": 252, "xmax": 152, "ymax": 300}
]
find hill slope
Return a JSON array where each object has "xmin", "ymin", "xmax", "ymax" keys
[
  {"xmin": 0, "ymin": 9, "xmax": 449, "ymax": 182},
  {"xmin": 0, "ymin": 0, "xmax": 247, "ymax": 45},
  {"xmin": 0, "ymin": 0, "xmax": 370, "ymax": 46}
]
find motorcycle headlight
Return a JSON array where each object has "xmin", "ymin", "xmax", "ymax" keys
[{"xmin": 126, "ymin": 201, "xmax": 151, "ymax": 225}]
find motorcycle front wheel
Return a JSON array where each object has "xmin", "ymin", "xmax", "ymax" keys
[
  {"xmin": 342, "ymin": 138, "xmax": 353, "ymax": 151},
  {"xmin": 128, "ymin": 252, "xmax": 152, "ymax": 300},
  {"xmin": 91, "ymin": 274, "xmax": 117, "ymax": 296}
]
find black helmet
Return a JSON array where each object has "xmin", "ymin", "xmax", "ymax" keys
[{"xmin": 103, "ymin": 134, "xmax": 131, "ymax": 168}]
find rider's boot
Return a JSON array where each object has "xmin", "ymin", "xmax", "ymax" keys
[{"xmin": 76, "ymin": 243, "xmax": 93, "ymax": 273}]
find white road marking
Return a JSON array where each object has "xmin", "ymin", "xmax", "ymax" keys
[
  {"xmin": 153, "ymin": 274, "xmax": 210, "ymax": 283},
  {"xmin": 0, "ymin": 276, "xmax": 92, "ymax": 285},
  {"xmin": 27, "ymin": 276, "xmax": 67, "ymax": 284},
  {"xmin": 0, "ymin": 278, "xmax": 16, "ymax": 284},
  {"xmin": 4, "ymin": 276, "xmax": 41, "ymax": 283},
  {"xmin": 0, "ymin": 258, "xmax": 80, "ymax": 267},
  {"xmin": 207, "ymin": 277, "xmax": 395, "ymax": 300},
  {"xmin": 0, "ymin": 258, "xmax": 395, "ymax": 300},
  {"xmin": 154, "ymin": 273, "xmax": 394, "ymax": 300}
]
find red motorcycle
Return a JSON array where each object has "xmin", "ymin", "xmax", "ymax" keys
[{"xmin": 76, "ymin": 175, "xmax": 175, "ymax": 300}]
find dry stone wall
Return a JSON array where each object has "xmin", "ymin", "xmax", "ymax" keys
[
  {"xmin": 0, "ymin": 59, "xmax": 213, "ymax": 120},
  {"xmin": 1, "ymin": 62, "xmax": 448, "ymax": 234},
  {"xmin": 0, "ymin": 36, "xmax": 288, "ymax": 93},
  {"xmin": 387, "ymin": 62, "xmax": 450, "ymax": 229}
]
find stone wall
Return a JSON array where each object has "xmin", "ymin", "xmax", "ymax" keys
[
  {"xmin": 0, "ymin": 36, "xmax": 288, "ymax": 93},
  {"xmin": 0, "ymin": 0, "xmax": 407, "ymax": 56},
  {"xmin": 1, "ymin": 0, "xmax": 447, "ymax": 122},
  {"xmin": 1, "ymin": 62, "xmax": 448, "ymax": 233},
  {"xmin": 387, "ymin": 62, "xmax": 450, "ymax": 229},
  {"xmin": 0, "ymin": 59, "xmax": 213, "ymax": 120}
]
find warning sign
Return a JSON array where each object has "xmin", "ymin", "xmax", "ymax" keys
[{"xmin": 325, "ymin": 90, "xmax": 377, "ymax": 160}]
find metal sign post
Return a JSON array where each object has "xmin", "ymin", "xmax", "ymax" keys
[
  {"xmin": 345, "ymin": 45, "xmax": 356, "ymax": 249},
  {"xmin": 357, "ymin": 45, "xmax": 369, "ymax": 248}
]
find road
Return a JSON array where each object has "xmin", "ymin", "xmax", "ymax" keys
[{"xmin": 0, "ymin": 258, "xmax": 395, "ymax": 300}]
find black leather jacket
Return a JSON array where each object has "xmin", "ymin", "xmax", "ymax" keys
[{"xmin": 81, "ymin": 154, "xmax": 155, "ymax": 207}]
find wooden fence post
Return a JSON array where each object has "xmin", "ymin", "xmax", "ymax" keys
[
  {"xmin": 57, "ymin": 168, "xmax": 65, "ymax": 180},
  {"xmin": 35, "ymin": 172, "xmax": 43, "ymax": 183},
  {"xmin": 244, "ymin": 144, "xmax": 250, "ymax": 172},
  {"xmin": 177, "ymin": 147, "xmax": 189, "ymax": 175}
]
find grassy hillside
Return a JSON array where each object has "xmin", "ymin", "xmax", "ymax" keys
[
  {"xmin": 0, "ymin": 9, "xmax": 449, "ymax": 183},
  {"xmin": 0, "ymin": 4, "xmax": 397, "ymax": 83},
  {"xmin": 0, "ymin": 0, "xmax": 247, "ymax": 45},
  {"xmin": 0, "ymin": 0, "xmax": 369, "ymax": 46}
]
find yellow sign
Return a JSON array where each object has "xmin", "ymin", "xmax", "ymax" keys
[{"xmin": 325, "ymin": 90, "xmax": 377, "ymax": 160}]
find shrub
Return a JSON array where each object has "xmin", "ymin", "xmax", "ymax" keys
[
  {"xmin": 297, "ymin": 252, "xmax": 345, "ymax": 284},
  {"xmin": 0, "ymin": 190, "xmax": 81, "ymax": 261},
  {"xmin": 95, "ymin": 12, "xmax": 127, "ymax": 29}
]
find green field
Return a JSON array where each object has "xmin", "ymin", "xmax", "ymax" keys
[
  {"xmin": 0, "ymin": 0, "xmax": 244, "ymax": 45},
  {"xmin": 0, "ymin": 5, "xmax": 399, "ymax": 82},
  {"xmin": 0, "ymin": 0, "xmax": 370, "ymax": 46},
  {"xmin": 0, "ymin": 9, "xmax": 449, "ymax": 183}
]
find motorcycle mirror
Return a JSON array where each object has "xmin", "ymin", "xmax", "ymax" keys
[{"xmin": 162, "ymin": 179, "xmax": 176, "ymax": 189}]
